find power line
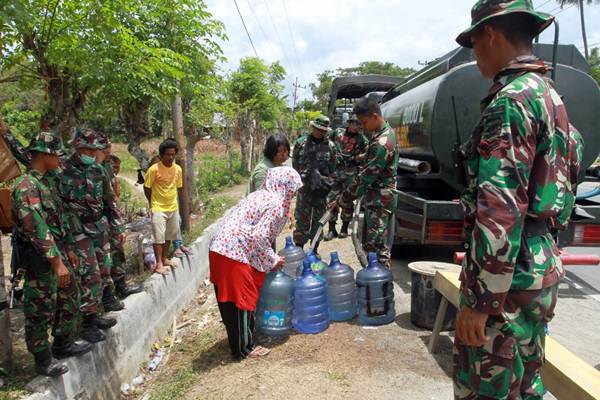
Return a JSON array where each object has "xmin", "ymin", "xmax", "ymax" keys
[
  {"xmin": 262, "ymin": 0, "xmax": 295, "ymax": 77},
  {"xmin": 535, "ymin": 0, "xmax": 554, "ymax": 11},
  {"xmin": 245, "ymin": 0, "xmax": 276, "ymax": 52},
  {"xmin": 281, "ymin": 0, "xmax": 304, "ymax": 77},
  {"xmin": 233, "ymin": 0, "xmax": 259, "ymax": 58}
]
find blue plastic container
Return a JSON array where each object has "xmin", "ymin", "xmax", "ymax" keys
[
  {"xmin": 324, "ymin": 252, "xmax": 357, "ymax": 321},
  {"xmin": 292, "ymin": 259, "xmax": 329, "ymax": 334},
  {"xmin": 356, "ymin": 252, "xmax": 395, "ymax": 326},
  {"xmin": 278, "ymin": 237, "xmax": 305, "ymax": 279},
  {"xmin": 256, "ymin": 269, "xmax": 294, "ymax": 336},
  {"xmin": 296, "ymin": 250, "xmax": 327, "ymax": 279}
]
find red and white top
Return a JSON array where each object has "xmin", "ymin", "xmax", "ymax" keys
[{"xmin": 209, "ymin": 166, "xmax": 302, "ymax": 272}]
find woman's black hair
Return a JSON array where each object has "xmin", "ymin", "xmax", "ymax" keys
[
  {"xmin": 159, "ymin": 138, "xmax": 179, "ymax": 156},
  {"xmin": 263, "ymin": 134, "xmax": 290, "ymax": 162}
]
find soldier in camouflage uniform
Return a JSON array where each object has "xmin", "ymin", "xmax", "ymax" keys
[
  {"xmin": 453, "ymin": 2, "xmax": 581, "ymax": 398},
  {"xmin": 11, "ymin": 132, "xmax": 92, "ymax": 376},
  {"xmin": 96, "ymin": 133, "xmax": 143, "ymax": 300},
  {"xmin": 61, "ymin": 128, "xmax": 123, "ymax": 343},
  {"xmin": 331, "ymin": 98, "xmax": 399, "ymax": 267},
  {"xmin": 325, "ymin": 114, "xmax": 368, "ymax": 240},
  {"xmin": 292, "ymin": 115, "xmax": 337, "ymax": 253}
]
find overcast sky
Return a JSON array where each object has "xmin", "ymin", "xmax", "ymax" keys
[{"xmin": 205, "ymin": 0, "xmax": 600, "ymax": 103}]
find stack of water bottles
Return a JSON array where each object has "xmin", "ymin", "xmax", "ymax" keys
[{"xmin": 256, "ymin": 236, "xmax": 395, "ymax": 337}]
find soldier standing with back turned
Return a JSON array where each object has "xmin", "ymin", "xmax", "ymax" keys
[
  {"xmin": 453, "ymin": 2, "xmax": 580, "ymax": 398},
  {"xmin": 292, "ymin": 115, "xmax": 336, "ymax": 254},
  {"xmin": 12, "ymin": 132, "xmax": 92, "ymax": 376}
]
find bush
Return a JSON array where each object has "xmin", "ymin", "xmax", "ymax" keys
[{"xmin": 195, "ymin": 152, "xmax": 243, "ymax": 199}]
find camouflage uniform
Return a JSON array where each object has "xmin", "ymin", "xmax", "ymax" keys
[
  {"xmin": 11, "ymin": 133, "xmax": 80, "ymax": 355},
  {"xmin": 327, "ymin": 126, "xmax": 368, "ymax": 223},
  {"xmin": 101, "ymin": 159, "xmax": 127, "ymax": 284},
  {"xmin": 292, "ymin": 116, "xmax": 337, "ymax": 247},
  {"xmin": 454, "ymin": 2, "xmax": 578, "ymax": 398},
  {"xmin": 341, "ymin": 121, "xmax": 399, "ymax": 267},
  {"xmin": 60, "ymin": 129, "xmax": 123, "ymax": 316}
]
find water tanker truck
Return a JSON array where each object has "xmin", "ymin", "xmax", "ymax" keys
[{"xmin": 378, "ymin": 43, "xmax": 600, "ymax": 248}]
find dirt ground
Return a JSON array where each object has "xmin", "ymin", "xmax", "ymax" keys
[{"xmin": 138, "ymin": 216, "xmax": 455, "ymax": 400}]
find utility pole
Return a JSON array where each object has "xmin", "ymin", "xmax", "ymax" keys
[
  {"xmin": 291, "ymin": 77, "xmax": 306, "ymax": 137},
  {"xmin": 579, "ymin": 0, "xmax": 589, "ymax": 60},
  {"xmin": 172, "ymin": 92, "xmax": 191, "ymax": 232}
]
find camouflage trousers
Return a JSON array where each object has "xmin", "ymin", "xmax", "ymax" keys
[
  {"xmin": 23, "ymin": 257, "xmax": 80, "ymax": 354},
  {"xmin": 109, "ymin": 234, "xmax": 126, "ymax": 283},
  {"xmin": 453, "ymin": 285, "xmax": 559, "ymax": 400},
  {"xmin": 75, "ymin": 231, "xmax": 111, "ymax": 314},
  {"xmin": 293, "ymin": 189, "xmax": 328, "ymax": 246},
  {"xmin": 363, "ymin": 205, "xmax": 392, "ymax": 267}
]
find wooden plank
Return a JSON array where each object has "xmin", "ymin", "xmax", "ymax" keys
[
  {"xmin": 428, "ymin": 297, "xmax": 449, "ymax": 354},
  {"xmin": 542, "ymin": 337, "xmax": 600, "ymax": 400},
  {"xmin": 432, "ymin": 270, "xmax": 600, "ymax": 400}
]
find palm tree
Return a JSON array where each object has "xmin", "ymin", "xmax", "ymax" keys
[{"xmin": 556, "ymin": 0, "xmax": 600, "ymax": 59}]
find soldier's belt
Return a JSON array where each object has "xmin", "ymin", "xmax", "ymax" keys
[
  {"xmin": 523, "ymin": 218, "xmax": 550, "ymax": 238},
  {"xmin": 79, "ymin": 213, "xmax": 103, "ymax": 224}
]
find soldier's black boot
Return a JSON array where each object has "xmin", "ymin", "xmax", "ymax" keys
[
  {"xmin": 338, "ymin": 222, "xmax": 350, "ymax": 239},
  {"xmin": 93, "ymin": 314, "xmax": 117, "ymax": 330},
  {"xmin": 52, "ymin": 335, "xmax": 93, "ymax": 359},
  {"xmin": 115, "ymin": 278, "xmax": 144, "ymax": 299},
  {"xmin": 34, "ymin": 350, "xmax": 69, "ymax": 376},
  {"xmin": 81, "ymin": 315, "xmax": 106, "ymax": 343},
  {"xmin": 102, "ymin": 286, "xmax": 125, "ymax": 311},
  {"xmin": 324, "ymin": 221, "xmax": 338, "ymax": 241}
]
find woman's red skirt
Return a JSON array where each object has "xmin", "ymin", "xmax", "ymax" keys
[{"xmin": 209, "ymin": 251, "xmax": 266, "ymax": 311}]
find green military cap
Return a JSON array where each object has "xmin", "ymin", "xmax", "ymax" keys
[
  {"xmin": 27, "ymin": 131, "xmax": 65, "ymax": 157},
  {"xmin": 456, "ymin": 0, "xmax": 554, "ymax": 48},
  {"xmin": 70, "ymin": 127, "xmax": 105, "ymax": 150},
  {"xmin": 310, "ymin": 115, "xmax": 331, "ymax": 131}
]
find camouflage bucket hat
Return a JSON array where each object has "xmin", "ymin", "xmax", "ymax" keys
[
  {"xmin": 310, "ymin": 115, "xmax": 331, "ymax": 131},
  {"xmin": 456, "ymin": 0, "xmax": 554, "ymax": 48},
  {"xmin": 97, "ymin": 131, "xmax": 110, "ymax": 150},
  {"xmin": 70, "ymin": 127, "xmax": 104, "ymax": 149},
  {"xmin": 28, "ymin": 131, "xmax": 65, "ymax": 157}
]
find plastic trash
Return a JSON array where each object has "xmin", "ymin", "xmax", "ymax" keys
[
  {"xmin": 148, "ymin": 349, "xmax": 165, "ymax": 371},
  {"xmin": 143, "ymin": 247, "xmax": 157, "ymax": 269}
]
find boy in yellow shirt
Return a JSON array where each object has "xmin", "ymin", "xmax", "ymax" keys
[{"xmin": 144, "ymin": 139, "xmax": 183, "ymax": 275}]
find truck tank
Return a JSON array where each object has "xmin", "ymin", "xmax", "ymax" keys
[{"xmin": 381, "ymin": 44, "xmax": 600, "ymax": 194}]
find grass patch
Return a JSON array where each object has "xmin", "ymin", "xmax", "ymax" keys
[
  {"xmin": 195, "ymin": 152, "xmax": 244, "ymax": 200},
  {"xmin": 117, "ymin": 152, "xmax": 140, "ymax": 176},
  {"xmin": 0, "ymin": 340, "xmax": 36, "ymax": 400},
  {"xmin": 119, "ymin": 177, "xmax": 146, "ymax": 214},
  {"xmin": 183, "ymin": 195, "xmax": 236, "ymax": 245},
  {"xmin": 149, "ymin": 367, "xmax": 197, "ymax": 400}
]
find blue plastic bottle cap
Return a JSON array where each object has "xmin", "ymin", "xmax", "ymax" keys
[{"xmin": 285, "ymin": 236, "xmax": 294, "ymax": 248}]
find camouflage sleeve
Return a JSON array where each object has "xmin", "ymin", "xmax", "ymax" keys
[
  {"xmin": 462, "ymin": 97, "xmax": 536, "ymax": 315},
  {"xmin": 292, "ymin": 139, "xmax": 306, "ymax": 178},
  {"xmin": 556, "ymin": 125, "xmax": 584, "ymax": 229},
  {"xmin": 102, "ymin": 168, "xmax": 124, "ymax": 235},
  {"xmin": 341, "ymin": 140, "xmax": 389, "ymax": 203},
  {"xmin": 13, "ymin": 180, "xmax": 60, "ymax": 260}
]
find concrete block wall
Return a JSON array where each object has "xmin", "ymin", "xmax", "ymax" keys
[{"xmin": 24, "ymin": 220, "xmax": 222, "ymax": 400}]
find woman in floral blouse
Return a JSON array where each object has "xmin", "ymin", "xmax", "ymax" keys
[{"xmin": 209, "ymin": 166, "xmax": 302, "ymax": 358}]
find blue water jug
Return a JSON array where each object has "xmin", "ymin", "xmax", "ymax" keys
[
  {"xmin": 256, "ymin": 269, "xmax": 294, "ymax": 336},
  {"xmin": 324, "ymin": 252, "xmax": 357, "ymax": 322},
  {"xmin": 278, "ymin": 237, "xmax": 305, "ymax": 278},
  {"xmin": 292, "ymin": 259, "xmax": 329, "ymax": 334},
  {"xmin": 296, "ymin": 250, "xmax": 327, "ymax": 278},
  {"xmin": 356, "ymin": 252, "xmax": 395, "ymax": 325}
]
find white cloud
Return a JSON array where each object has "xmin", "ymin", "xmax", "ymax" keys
[{"xmin": 206, "ymin": 0, "xmax": 600, "ymax": 102}]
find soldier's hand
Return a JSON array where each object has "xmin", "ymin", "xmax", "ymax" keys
[
  {"xmin": 67, "ymin": 251, "xmax": 79, "ymax": 269},
  {"xmin": 328, "ymin": 201, "xmax": 339, "ymax": 211},
  {"xmin": 119, "ymin": 233, "xmax": 126, "ymax": 246},
  {"xmin": 356, "ymin": 153, "xmax": 366, "ymax": 162},
  {"xmin": 456, "ymin": 306, "xmax": 489, "ymax": 347},
  {"xmin": 51, "ymin": 258, "xmax": 70, "ymax": 288}
]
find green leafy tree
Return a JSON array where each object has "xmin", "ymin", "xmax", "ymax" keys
[
  {"xmin": 228, "ymin": 57, "xmax": 287, "ymax": 172},
  {"xmin": 589, "ymin": 47, "xmax": 600, "ymax": 85}
]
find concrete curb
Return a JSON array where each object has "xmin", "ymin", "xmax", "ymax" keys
[{"xmin": 24, "ymin": 219, "xmax": 222, "ymax": 400}]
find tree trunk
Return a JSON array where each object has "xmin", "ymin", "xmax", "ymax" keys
[
  {"xmin": 172, "ymin": 94, "xmax": 191, "ymax": 232},
  {"xmin": 0, "ymin": 236, "xmax": 13, "ymax": 371},
  {"xmin": 236, "ymin": 112, "xmax": 252, "ymax": 174},
  {"xmin": 122, "ymin": 97, "xmax": 153, "ymax": 172},
  {"xmin": 579, "ymin": 0, "xmax": 589, "ymax": 60},
  {"xmin": 161, "ymin": 109, "xmax": 170, "ymax": 140}
]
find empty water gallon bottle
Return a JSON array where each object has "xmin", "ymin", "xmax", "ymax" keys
[
  {"xmin": 256, "ymin": 269, "xmax": 294, "ymax": 336},
  {"xmin": 324, "ymin": 252, "xmax": 357, "ymax": 322},
  {"xmin": 292, "ymin": 259, "xmax": 329, "ymax": 334},
  {"xmin": 278, "ymin": 236, "xmax": 305, "ymax": 278},
  {"xmin": 356, "ymin": 252, "xmax": 395, "ymax": 325},
  {"xmin": 296, "ymin": 250, "xmax": 327, "ymax": 278}
]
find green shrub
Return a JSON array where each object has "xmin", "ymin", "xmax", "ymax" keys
[{"xmin": 195, "ymin": 152, "xmax": 243, "ymax": 199}]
